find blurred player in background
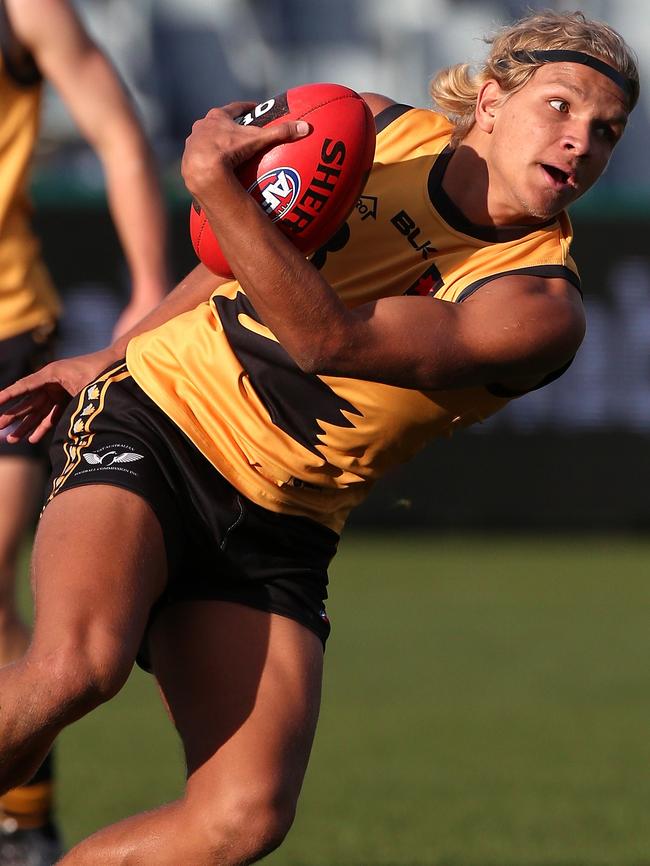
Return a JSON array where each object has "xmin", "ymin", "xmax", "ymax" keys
[
  {"xmin": 0, "ymin": 0, "xmax": 167, "ymax": 862},
  {"xmin": 0, "ymin": 10, "xmax": 638, "ymax": 866}
]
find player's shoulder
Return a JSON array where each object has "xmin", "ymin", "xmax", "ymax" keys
[
  {"xmin": 4, "ymin": 0, "xmax": 80, "ymax": 52},
  {"xmin": 359, "ymin": 93, "xmax": 397, "ymax": 116},
  {"xmin": 4, "ymin": 0, "xmax": 42, "ymax": 44},
  {"xmin": 361, "ymin": 93, "xmax": 452, "ymax": 141}
]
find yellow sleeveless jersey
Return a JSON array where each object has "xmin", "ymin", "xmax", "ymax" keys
[
  {"xmin": 0, "ymin": 1, "xmax": 59, "ymax": 341},
  {"xmin": 127, "ymin": 105, "xmax": 580, "ymax": 532}
]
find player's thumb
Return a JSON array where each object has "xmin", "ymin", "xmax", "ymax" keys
[
  {"xmin": 294, "ymin": 120, "xmax": 311, "ymax": 137},
  {"xmin": 268, "ymin": 120, "xmax": 311, "ymax": 143}
]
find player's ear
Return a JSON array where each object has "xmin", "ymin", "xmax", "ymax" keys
[{"xmin": 475, "ymin": 79, "xmax": 504, "ymax": 133}]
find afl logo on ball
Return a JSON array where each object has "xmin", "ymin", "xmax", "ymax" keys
[{"xmin": 248, "ymin": 167, "xmax": 301, "ymax": 222}]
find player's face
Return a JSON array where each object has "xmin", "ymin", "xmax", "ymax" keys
[{"xmin": 488, "ymin": 62, "xmax": 629, "ymax": 221}]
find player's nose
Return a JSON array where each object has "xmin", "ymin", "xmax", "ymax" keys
[{"xmin": 561, "ymin": 118, "xmax": 592, "ymax": 156}]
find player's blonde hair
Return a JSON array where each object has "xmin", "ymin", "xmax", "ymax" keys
[{"xmin": 430, "ymin": 10, "xmax": 640, "ymax": 147}]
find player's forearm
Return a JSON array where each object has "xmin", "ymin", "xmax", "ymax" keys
[
  {"xmin": 55, "ymin": 41, "xmax": 169, "ymax": 301},
  {"xmin": 200, "ymin": 171, "xmax": 357, "ymax": 370},
  {"xmin": 24, "ymin": 12, "xmax": 168, "ymax": 304},
  {"xmin": 102, "ymin": 135, "xmax": 169, "ymax": 301}
]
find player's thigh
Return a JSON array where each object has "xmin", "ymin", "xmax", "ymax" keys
[
  {"xmin": 149, "ymin": 601, "xmax": 324, "ymax": 810},
  {"xmin": 0, "ymin": 328, "xmax": 52, "ymax": 566},
  {"xmin": 0, "ymin": 456, "xmax": 43, "ymax": 565},
  {"xmin": 29, "ymin": 484, "xmax": 168, "ymax": 671}
]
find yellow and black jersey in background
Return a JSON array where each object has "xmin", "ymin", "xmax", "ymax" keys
[
  {"xmin": 0, "ymin": 0, "xmax": 59, "ymax": 341},
  {"xmin": 127, "ymin": 105, "xmax": 581, "ymax": 533}
]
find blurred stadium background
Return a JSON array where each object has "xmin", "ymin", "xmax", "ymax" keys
[{"xmin": 21, "ymin": 0, "xmax": 650, "ymax": 862}]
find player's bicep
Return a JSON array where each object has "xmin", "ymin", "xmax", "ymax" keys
[
  {"xmin": 10, "ymin": 0, "xmax": 95, "ymax": 74},
  {"xmin": 458, "ymin": 277, "xmax": 585, "ymax": 388},
  {"xmin": 340, "ymin": 295, "xmax": 472, "ymax": 388},
  {"xmin": 322, "ymin": 278, "xmax": 584, "ymax": 391},
  {"xmin": 13, "ymin": 0, "xmax": 132, "ymax": 145},
  {"xmin": 44, "ymin": 53, "xmax": 131, "ymax": 148}
]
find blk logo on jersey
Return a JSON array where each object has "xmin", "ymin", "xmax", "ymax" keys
[
  {"xmin": 248, "ymin": 168, "xmax": 301, "ymax": 221},
  {"xmin": 391, "ymin": 209, "xmax": 435, "ymax": 259}
]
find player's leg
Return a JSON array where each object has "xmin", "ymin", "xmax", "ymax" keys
[
  {"xmin": 0, "ymin": 330, "xmax": 54, "ymax": 668},
  {"xmin": 56, "ymin": 602, "xmax": 324, "ymax": 866},
  {"xmin": 0, "ymin": 330, "xmax": 52, "ymax": 665},
  {"xmin": 0, "ymin": 455, "xmax": 42, "ymax": 665},
  {"xmin": 0, "ymin": 483, "xmax": 167, "ymax": 796},
  {"xmin": 0, "ymin": 455, "xmax": 56, "ymax": 865},
  {"xmin": 0, "ymin": 331, "xmax": 60, "ymax": 864}
]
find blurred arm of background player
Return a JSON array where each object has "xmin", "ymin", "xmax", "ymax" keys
[
  {"xmin": 0, "ymin": 263, "xmax": 228, "ymax": 443},
  {"xmin": 7, "ymin": 0, "xmax": 169, "ymax": 337}
]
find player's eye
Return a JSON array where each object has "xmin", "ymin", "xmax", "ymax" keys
[
  {"xmin": 595, "ymin": 123, "xmax": 618, "ymax": 143},
  {"xmin": 549, "ymin": 99, "xmax": 569, "ymax": 113}
]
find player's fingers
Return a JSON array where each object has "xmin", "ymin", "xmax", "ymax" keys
[
  {"xmin": 1, "ymin": 388, "xmax": 58, "ymax": 433},
  {"xmin": 224, "ymin": 101, "xmax": 259, "ymax": 119},
  {"xmin": 203, "ymin": 103, "xmax": 256, "ymax": 123},
  {"xmin": 257, "ymin": 119, "xmax": 311, "ymax": 146},
  {"xmin": 222, "ymin": 118, "xmax": 310, "ymax": 171},
  {"xmin": 0, "ymin": 396, "xmax": 39, "ymax": 427},
  {"xmin": 0, "ymin": 379, "xmax": 36, "ymax": 410},
  {"xmin": 0, "ymin": 367, "xmax": 56, "ymax": 409},
  {"xmin": 5, "ymin": 413, "xmax": 41, "ymax": 444},
  {"xmin": 27, "ymin": 405, "xmax": 61, "ymax": 444},
  {"xmin": 0, "ymin": 400, "xmax": 29, "ymax": 430}
]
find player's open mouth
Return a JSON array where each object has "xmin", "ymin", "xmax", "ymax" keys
[{"xmin": 541, "ymin": 164, "xmax": 576, "ymax": 190}]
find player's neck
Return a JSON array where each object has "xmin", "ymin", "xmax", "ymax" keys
[
  {"xmin": 442, "ymin": 137, "xmax": 543, "ymax": 228},
  {"xmin": 441, "ymin": 142, "xmax": 491, "ymax": 225}
]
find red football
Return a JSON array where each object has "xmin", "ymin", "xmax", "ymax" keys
[{"xmin": 189, "ymin": 82, "xmax": 376, "ymax": 277}]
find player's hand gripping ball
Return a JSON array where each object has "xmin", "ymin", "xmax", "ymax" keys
[{"xmin": 189, "ymin": 82, "xmax": 376, "ymax": 277}]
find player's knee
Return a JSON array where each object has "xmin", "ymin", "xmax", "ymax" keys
[
  {"xmin": 35, "ymin": 630, "xmax": 133, "ymax": 712},
  {"xmin": 192, "ymin": 788, "xmax": 296, "ymax": 863},
  {"xmin": 234, "ymin": 797, "xmax": 295, "ymax": 861}
]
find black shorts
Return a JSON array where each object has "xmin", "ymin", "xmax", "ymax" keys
[
  {"xmin": 0, "ymin": 328, "xmax": 55, "ymax": 460},
  {"xmin": 45, "ymin": 361, "xmax": 338, "ymax": 669}
]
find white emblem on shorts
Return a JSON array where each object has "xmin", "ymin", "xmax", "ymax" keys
[{"xmin": 83, "ymin": 450, "xmax": 144, "ymax": 466}]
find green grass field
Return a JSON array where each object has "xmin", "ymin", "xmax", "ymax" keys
[{"xmin": 19, "ymin": 534, "xmax": 650, "ymax": 864}]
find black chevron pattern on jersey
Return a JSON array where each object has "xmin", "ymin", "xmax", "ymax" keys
[{"xmin": 212, "ymin": 292, "xmax": 362, "ymax": 455}]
